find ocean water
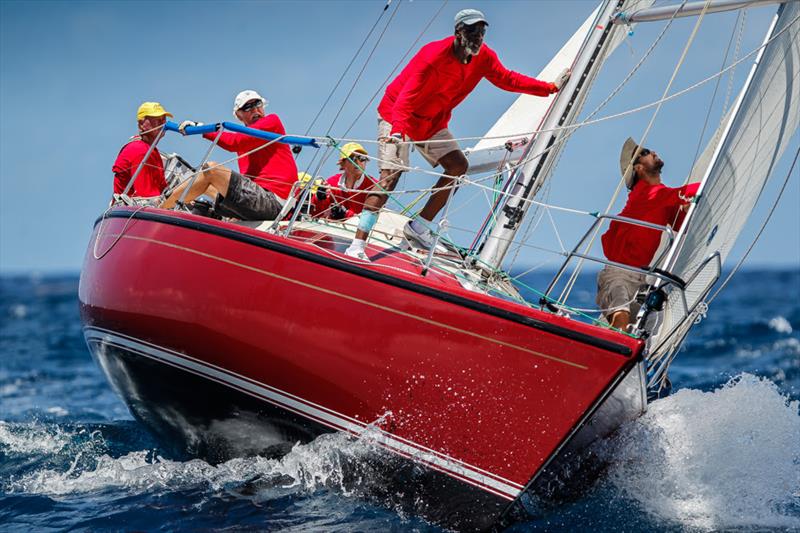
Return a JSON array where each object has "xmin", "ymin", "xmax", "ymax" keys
[{"xmin": 1, "ymin": 269, "xmax": 798, "ymax": 532}]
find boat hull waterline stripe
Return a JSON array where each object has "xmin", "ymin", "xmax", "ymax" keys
[
  {"xmin": 97, "ymin": 209, "xmax": 635, "ymax": 357},
  {"xmin": 84, "ymin": 327, "xmax": 524, "ymax": 500}
]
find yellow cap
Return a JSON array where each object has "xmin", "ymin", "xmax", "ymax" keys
[
  {"xmin": 339, "ymin": 142, "xmax": 368, "ymax": 161},
  {"xmin": 137, "ymin": 102, "xmax": 173, "ymax": 121},
  {"xmin": 297, "ymin": 172, "xmax": 324, "ymax": 194}
]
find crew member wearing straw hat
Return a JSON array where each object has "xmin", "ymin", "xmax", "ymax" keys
[
  {"xmin": 313, "ymin": 142, "xmax": 378, "ymax": 220},
  {"xmin": 112, "ymin": 102, "xmax": 173, "ymax": 199},
  {"xmin": 344, "ymin": 8, "xmax": 571, "ymax": 260},
  {"xmin": 163, "ymin": 90, "xmax": 298, "ymax": 220},
  {"xmin": 597, "ymin": 138, "xmax": 700, "ymax": 330}
]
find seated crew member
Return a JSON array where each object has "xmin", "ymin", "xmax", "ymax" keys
[
  {"xmin": 162, "ymin": 90, "xmax": 298, "ymax": 220},
  {"xmin": 344, "ymin": 8, "xmax": 571, "ymax": 260},
  {"xmin": 313, "ymin": 143, "xmax": 377, "ymax": 220},
  {"xmin": 597, "ymin": 138, "xmax": 701, "ymax": 330},
  {"xmin": 112, "ymin": 102, "xmax": 173, "ymax": 202}
]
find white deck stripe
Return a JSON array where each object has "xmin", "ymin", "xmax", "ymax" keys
[{"xmin": 84, "ymin": 327, "xmax": 524, "ymax": 499}]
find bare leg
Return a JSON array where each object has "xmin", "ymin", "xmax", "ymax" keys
[
  {"xmin": 161, "ymin": 164, "xmax": 232, "ymax": 209},
  {"xmin": 353, "ymin": 168, "xmax": 403, "ymax": 241},
  {"xmin": 417, "ymin": 149, "xmax": 468, "ymax": 222},
  {"xmin": 610, "ymin": 310, "xmax": 630, "ymax": 330}
]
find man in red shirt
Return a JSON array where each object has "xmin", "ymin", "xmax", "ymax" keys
[
  {"xmin": 162, "ymin": 90, "xmax": 298, "ymax": 220},
  {"xmin": 112, "ymin": 102, "xmax": 173, "ymax": 202},
  {"xmin": 345, "ymin": 8, "xmax": 570, "ymax": 260},
  {"xmin": 313, "ymin": 142, "xmax": 377, "ymax": 220},
  {"xmin": 597, "ymin": 138, "xmax": 700, "ymax": 330}
]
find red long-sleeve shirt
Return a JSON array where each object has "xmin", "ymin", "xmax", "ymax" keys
[
  {"xmin": 112, "ymin": 138, "xmax": 167, "ymax": 197},
  {"xmin": 602, "ymin": 181, "xmax": 701, "ymax": 268},
  {"xmin": 203, "ymin": 114, "xmax": 298, "ymax": 200},
  {"xmin": 313, "ymin": 173, "xmax": 378, "ymax": 218},
  {"xmin": 378, "ymin": 36, "xmax": 556, "ymax": 141}
]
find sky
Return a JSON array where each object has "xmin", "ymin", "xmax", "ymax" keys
[{"xmin": 0, "ymin": 0, "xmax": 798, "ymax": 274}]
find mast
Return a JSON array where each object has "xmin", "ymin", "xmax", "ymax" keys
[{"xmin": 475, "ymin": 0, "xmax": 626, "ymax": 275}]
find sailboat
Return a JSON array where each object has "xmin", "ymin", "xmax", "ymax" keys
[{"xmin": 79, "ymin": 0, "xmax": 799, "ymax": 530}]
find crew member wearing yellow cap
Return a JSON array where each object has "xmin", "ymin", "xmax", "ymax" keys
[
  {"xmin": 312, "ymin": 142, "xmax": 377, "ymax": 220},
  {"xmin": 112, "ymin": 102, "xmax": 173, "ymax": 198}
]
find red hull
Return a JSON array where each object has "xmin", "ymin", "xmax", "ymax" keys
[{"xmin": 80, "ymin": 207, "xmax": 645, "ymax": 526}]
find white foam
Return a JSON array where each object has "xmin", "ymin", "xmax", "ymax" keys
[
  {"xmin": 0, "ymin": 421, "xmax": 73, "ymax": 455},
  {"xmin": 768, "ymin": 316, "xmax": 793, "ymax": 334},
  {"xmin": 603, "ymin": 374, "xmax": 800, "ymax": 530},
  {"xmin": 7, "ymin": 431, "xmax": 379, "ymax": 499}
]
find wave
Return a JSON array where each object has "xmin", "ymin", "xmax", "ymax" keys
[{"xmin": 600, "ymin": 373, "xmax": 800, "ymax": 530}]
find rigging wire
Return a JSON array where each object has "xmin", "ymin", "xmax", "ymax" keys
[{"xmin": 303, "ymin": 0, "xmax": 394, "ymax": 137}]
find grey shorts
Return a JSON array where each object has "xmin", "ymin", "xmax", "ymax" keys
[
  {"xmin": 377, "ymin": 117, "xmax": 461, "ymax": 171},
  {"xmin": 596, "ymin": 266, "xmax": 647, "ymax": 320},
  {"xmin": 215, "ymin": 171, "xmax": 283, "ymax": 221}
]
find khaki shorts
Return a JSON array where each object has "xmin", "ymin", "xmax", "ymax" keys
[
  {"xmin": 596, "ymin": 266, "xmax": 647, "ymax": 321},
  {"xmin": 377, "ymin": 117, "xmax": 461, "ymax": 171}
]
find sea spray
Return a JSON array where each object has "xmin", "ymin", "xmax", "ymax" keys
[{"xmin": 599, "ymin": 373, "xmax": 800, "ymax": 530}]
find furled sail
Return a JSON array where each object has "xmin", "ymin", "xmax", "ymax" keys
[{"xmin": 648, "ymin": 1, "xmax": 800, "ymax": 372}]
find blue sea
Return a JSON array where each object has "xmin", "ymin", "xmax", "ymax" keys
[{"xmin": 1, "ymin": 269, "xmax": 798, "ymax": 532}]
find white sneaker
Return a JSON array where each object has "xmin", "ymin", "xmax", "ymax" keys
[
  {"xmin": 344, "ymin": 243, "xmax": 371, "ymax": 262},
  {"xmin": 403, "ymin": 221, "xmax": 435, "ymax": 250}
]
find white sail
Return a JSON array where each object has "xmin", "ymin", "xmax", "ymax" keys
[
  {"xmin": 466, "ymin": 1, "xmax": 655, "ymax": 175},
  {"xmin": 649, "ymin": 1, "xmax": 800, "ymax": 366}
]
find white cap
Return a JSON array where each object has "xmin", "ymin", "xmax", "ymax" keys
[
  {"xmin": 232, "ymin": 90, "xmax": 268, "ymax": 117},
  {"xmin": 454, "ymin": 9, "xmax": 488, "ymax": 28}
]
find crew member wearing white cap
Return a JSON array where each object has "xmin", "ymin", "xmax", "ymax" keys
[
  {"xmin": 163, "ymin": 90, "xmax": 298, "ymax": 220},
  {"xmin": 112, "ymin": 101, "xmax": 173, "ymax": 200},
  {"xmin": 344, "ymin": 8, "xmax": 571, "ymax": 260},
  {"xmin": 597, "ymin": 138, "xmax": 700, "ymax": 330}
]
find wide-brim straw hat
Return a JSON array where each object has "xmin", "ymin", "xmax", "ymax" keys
[{"xmin": 620, "ymin": 137, "xmax": 642, "ymax": 189}]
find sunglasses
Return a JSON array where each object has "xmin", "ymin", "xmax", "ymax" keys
[
  {"xmin": 239, "ymin": 100, "xmax": 263, "ymax": 112},
  {"xmin": 346, "ymin": 155, "xmax": 368, "ymax": 164},
  {"xmin": 634, "ymin": 148, "xmax": 651, "ymax": 164},
  {"xmin": 461, "ymin": 23, "xmax": 487, "ymax": 38}
]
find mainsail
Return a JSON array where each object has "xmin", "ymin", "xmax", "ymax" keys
[{"xmin": 647, "ymin": 0, "xmax": 800, "ymax": 376}]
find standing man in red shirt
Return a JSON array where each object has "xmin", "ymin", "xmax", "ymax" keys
[
  {"xmin": 597, "ymin": 138, "xmax": 701, "ymax": 330},
  {"xmin": 313, "ymin": 142, "xmax": 377, "ymax": 220},
  {"xmin": 344, "ymin": 8, "xmax": 570, "ymax": 260},
  {"xmin": 112, "ymin": 102, "xmax": 173, "ymax": 202},
  {"xmin": 162, "ymin": 90, "xmax": 298, "ymax": 220}
]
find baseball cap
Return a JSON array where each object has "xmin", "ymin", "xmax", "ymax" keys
[
  {"xmin": 233, "ymin": 90, "xmax": 267, "ymax": 116},
  {"xmin": 137, "ymin": 102, "xmax": 173, "ymax": 121},
  {"xmin": 339, "ymin": 142, "xmax": 368, "ymax": 161},
  {"xmin": 454, "ymin": 9, "xmax": 488, "ymax": 28}
]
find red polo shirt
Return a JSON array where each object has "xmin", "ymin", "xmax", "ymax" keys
[
  {"xmin": 602, "ymin": 180, "xmax": 701, "ymax": 267},
  {"xmin": 112, "ymin": 138, "xmax": 167, "ymax": 197},
  {"xmin": 313, "ymin": 172, "xmax": 378, "ymax": 218},
  {"xmin": 204, "ymin": 114, "xmax": 298, "ymax": 200},
  {"xmin": 378, "ymin": 36, "xmax": 556, "ymax": 141}
]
